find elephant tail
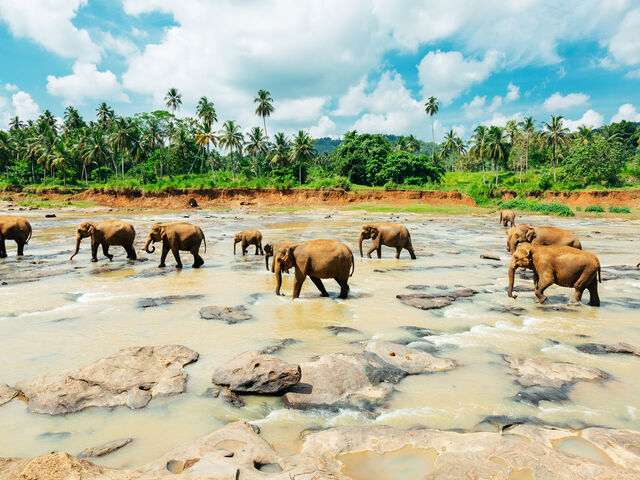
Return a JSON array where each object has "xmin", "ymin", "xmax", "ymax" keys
[
  {"xmin": 349, "ymin": 250, "xmax": 355, "ymax": 277},
  {"xmin": 25, "ymin": 227, "xmax": 33, "ymax": 245},
  {"xmin": 203, "ymin": 234, "xmax": 207, "ymax": 253},
  {"xmin": 598, "ymin": 266, "xmax": 601, "ymax": 283}
]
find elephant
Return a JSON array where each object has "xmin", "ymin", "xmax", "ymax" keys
[
  {"xmin": 274, "ymin": 239, "xmax": 354, "ymax": 299},
  {"xmin": 507, "ymin": 224, "xmax": 582, "ymax": 253},
  {"xmin": 0, "ymin": 215, "xmax": 32, "ymax": 257},
  {"xmin": 499, "ymin": 209, "xmax": 516, "ymax": 227},
  {"xmin": 508, "ymin": 243, "xmax": 601, "ymax": 306},
  {"xmin": 144, "ymin": 222, "xmax": 206, "ymax": 268},
  {"xmin": 70, "ymin": 220, "xmax": 136, "ymax": 262},
  {"xmin": 264, "ymin": 240, "xmax": 299, "ymax": 272},
  {"xmin": 358, "ymin": 223, "xmax": 416, "ymax": 259},
  {"xmin": 234, "ymin": 229, "xmax": 263, "ymax": 256}
]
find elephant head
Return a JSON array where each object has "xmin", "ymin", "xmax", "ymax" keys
[
  {"xmin": 233, "ymin": 233, "xmax": 242, "ymax": 254},
  {"xmin": 145, "ymin": 224, "xmax": 165, "ymax": 254},
  {"xmin": 274, "ymin": 246, "xmax": 296, "ymax": 296},
  {"xmin": 264, "ymin": 243, "xmax": 274, "ymax": 270},
  {"xmin": 508, "ymin": 243, "xmax": 534, "ymax": 298},
  {"xmin": 70, "ymin": 221, "xmax": 97, "ymax": 260},
  {"xmin": 508, "ymin": 225, "xmax": 535, "ymax": 253},
  {"xmin": 358, "ymin": 225, "xmax": 379, "ymax": 257}
]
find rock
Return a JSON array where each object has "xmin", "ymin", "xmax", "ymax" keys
[
  {"xmin": 15, "ymin": 345, "xmax": 199, "ymax": 415},
  {"xmin": 137, "ymin": 295, "xmax": 204, "ymax": 308},
  {"xmin": 0, "ymin": 453, "xmax": 123, "ymax": 480},
  {"xmin": 220, "ymin": 388, "xmax": 246, "ymax": 407},
  {"xmin": 259, "ymin": 338, "xmax": 299, "ymax": 355},
  {"xmin": 399, "ymin": 326, "xmax": 438, "ymax": 337},
  {"xmin": 397, "ymin": 288, "xmax": 478, "ymax": 310},
  {"xmin": 445, "ymin": 250, "xmax": 461, "ymax": 254},
  {"xmin": 187, "ymin": 198, "xmax": 198, "ymax": 208},
  {"xmin": 503, "ymin": 355, "xmax": 609, "ymax": 406},
  {"xmin": 78, "ymin": 438, "xmax": 133, "ymax": 458},
  {"xmin": 490, "ymin": 306, "xmax": 528, "ymax": 316},
  {"xmin": 0, "ymin": 383, "xmax": 18, "ymax": 406},
  {"xmin": 326, "ymin": 326, "xmax": 362, "ymax": 335},
  {"xmin": 480, "ymin": 253, "xmax": 500, "ymax": 261},
  {"xmin": 577, "ymin": 342, "xmax": 640, "ymax": 357},
  {"xmin": 211, "ymin": 351, "xmax": 301, "ymax": 394},
  {"xmin": 199, "ymin": 305, "xmax": 252, "ymax": 324},
  {"xmin": 45, "ymin": 213, "xmax": 57, "ymax": 218},
  {"xmin": 301, "ymin": 424, "xmax": 640, "ymax": 479},
  {"xmin": 364, "ymin": 341, "xmax": 455, "ymax": 374},
  {"xmin": 405, "ymin": 284, "xmax": 428, "ymax": 290}
]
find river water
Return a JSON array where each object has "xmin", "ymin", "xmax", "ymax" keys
[{"xmin": 0, "ymin": 208, "xmax": 638, "ymax": 471}]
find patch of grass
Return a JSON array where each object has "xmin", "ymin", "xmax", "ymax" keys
[
  {"xmin": 608, "ymin": 206, "xmax": 631, "ymax": 213},
  {"xmin": 585, "ymin": 205, "xmax": 605, "ymax": 212},
  {"xmin": 343, "ymin": 203, "xmax": 484, "ymax": 215},
  {"xmin": 500, "ymin": 198, "xmax": 575, "ymax": 217}
]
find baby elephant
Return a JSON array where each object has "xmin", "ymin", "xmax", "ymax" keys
[
  {"xmin": 144, "ymin": 222, "xmax": 206, "ymax": 268},
  {"xmin": 358, "ymin": 223, "xmax": 416, "ymax": 259},
  {"xmin": 499, "ymin": 209, "xmax": 516, "ymax": 227},
  {"xmin": 274, "ymin": 239, "xmax": 354, "ymax": 299},
  {"xmin": 234, "ymin": 229, "xmax": 263, "ymax": 256},
  {"xmin": 264, "ymin": 240, "xmax": 299, "ymax": 272},
  {"xmin": 70, "ymin": 220, "xmax": 136, "ymax": 262},
  {"xmin": 508, "ymin": 243, "xmax": 601, "ymax": 306},
  {"xmin": 0, "ymin": 215, "xmax": 32, "ymax": 257}
]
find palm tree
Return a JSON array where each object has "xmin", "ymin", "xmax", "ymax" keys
[
  {"xmin": 394, "ymin": 136, "xmax": 408, "ymax": 151},
  {"xmin": 442, "ymin": 129, "xmax": 457, "ymax": 168},
  {"xmin": 70, "ymin": 127, "xmax": 92, "ymax": 183},
  {"xmin": 218, "ymin": 120, "xmax": 244, "ymax": 180},
  {"xmin": 83, "ymin": 129, "xmax": 111, "ymax": 181},
  {"xmin": 144, "ymin": 118, "xmax": 163, "ymax": 177},
  {"xmin": 96, "ymin": 102, "xmax": 114, "ymax": 129},
  {"xmin": 196, "ymin": 96, "xmax": 217, "ymax": 130},
  {"xmin": 109, "ymin": 117, "xmax": 135, "ymax": 180},
  {"xmin": 424, "ymin": 96, "xmax": 439, "ymax": 160},
  {"xmin": 63, "ymin": 106, "xmax": 83, "ymax": 136},
  {"xmin": 39, "ymin": 110, "xmax": 58, "ymax": 135},
  {"xmin": 254, "ymin": 89, "xmax": 274, "ymax": 139},
  {"xmin": 51, "ymin": 141, "xmax": 70, "ymax": 187},
  {"xmin": 599, "ymin": 124, "xmax": 620, "ymax": 143},
  {"xmin": 470, "ymin": 125, "xmax": 488, "ymax": 183},
  {"xmin": 289, "ymin": 130, "xmax": 317, "ymax": 185},
  {"xmin": 406, "ymin": 134, "xmax": 420, "ymax": 153},
  {"xmin": 575, "ymin": 125, "xmax": 593, "ymax": 146},
  {"xmin": 505, "ymin": 120, "xmax": 518, "ymax": 147},
  {"xmin": 127, "ymin": 127, "xmax": 146, "ymax": 183},
  {"xmin": 454, "ymin": 137, "xmax": 467, "ymax": 171},
  {"xmin": 270, "ymin": 132, "xmax": 289, "ymax": 169},
  {"xmin": 194, "ymin": 124, "xmax": 218, "ymax": 180},
  {"xmin": 9, "ymin": 116, "xmax": 24, "ymax": 131},
  {"xmin": 519, "ymin": 117, "xmax": 535, "ymax": 173},
  {"xmin": 164, "ymin": 88, "xmax": 182, "ymax": 174},
  {"xmin": 245, "ymin": 126, "xmax": 269, "ymax": 176},
  {"xmin": 542, "ymin": 115, "xmax": 569, "ymax": 182},
  {"xmin": 486, "ymin": 126, "xmax": 508, "ymax": 186}
]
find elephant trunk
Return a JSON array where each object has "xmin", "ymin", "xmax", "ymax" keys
[
  {"xmin": 358, "ymin": 233, "xmax": 364, "ymax": 257},
  {"xmin": 265, "ymin": 253, "xmax": 270, "ymax": 271},
  {"xmin": 144, "ymin": 235, "xmax": 155, "ymax": 254},
  {"xmin": 507, "ymin": 259, "xmax": 517, "ymax": 299},
  {"xmin": 275, "ymin": 258, "xmax": 283, "ymax": 296},
  {"xmin": 69, "ymin": 233, "xmax": 82, "ymax": 260}
]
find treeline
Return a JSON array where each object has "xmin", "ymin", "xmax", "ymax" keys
[{"xmin": 0, "ymin": 88, "xmax": 639, "ymax": 191}]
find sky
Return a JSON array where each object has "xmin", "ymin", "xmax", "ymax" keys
[{"xmin": 1, "ymin": 0, "xmax": 639, "ymax": 142}]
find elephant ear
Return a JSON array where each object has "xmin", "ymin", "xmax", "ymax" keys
[
  {"xmin": 284, "ymin": 246, "xmax": 295, "ymax": 266},
  {"xmin": 87, "ymin": 224, "xmax": 96, "ymax": 236},
  {"xmin": 525, "ymin": 227, "xmax": 536, "ymax": 242},
  {"xmin": 159, "ymin": 226, "xmax": 167, "ymax": 240},
  {"xmin": 370, "ymin": 227, "xmax": 379, "ymax": 239}
]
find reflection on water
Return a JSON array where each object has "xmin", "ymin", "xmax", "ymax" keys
[
  {"xmin": 0, "ymin": 209, "xmax": 639, "ymax": 472},
  {"xmin": 339, "ymin": 446, "xmax": 437, "ymax": 479}
]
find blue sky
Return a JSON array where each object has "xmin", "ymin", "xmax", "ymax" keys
[{"xmin": 1, "ymin": 0, "xmax": 639, "ymax": 141}]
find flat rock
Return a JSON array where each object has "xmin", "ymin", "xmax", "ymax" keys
[
  {"xmin": 137, "ymin": 295, "xmax": 204, "ymax": 308},
  {"xmin": 78, "ymin": 438, "xmax": 133, "ymax": 458},
  {"xmin": 399, "ymin": 326, "xmax": 438, "ymax": 337},
  {"xmin": 397, "ymin": 289, "xmax": 478, "ymax": 310},
  {"xmin": 577, "ymin": 342, "xmax": 640, "ymax": 357},
  {"xmin": 364, "ymin": 341, "xmax": 455, "ymax": 374},
  {"xmin": 15, "ymin": 345, "xmax": 198, "ymax": 415},
  {"xmin": 211, "ymin": 351, "xmax": 301, "ymax": 394},
  {"xmin": 480, "ymin": 253, "xmax": 501, "ymax": 261},
  {"xmin": 199, "ymin": 305, "xmax": 252, "ymax": 324},
  {"xmin": 0, "ymin": 383, "xmax": 18, "ymax": 406},
  {"xmin": 326, "ymin": 326, "xmax": 362, "ymax": 335},
  {"xmin": 490, "ymin": 306, "xmax": 528, "ymax": 316},
  {"xmin": 259, "ymin": 338, "xmax": 299, "ymax": 355}
]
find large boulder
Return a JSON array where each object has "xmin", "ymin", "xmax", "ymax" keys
[
  {"xmin": 364, "ymin": 341, "xmax": 455, "ymax": 374},
  {"xmin": 15, "ymin": 345, "xmax": 199, "ymax": 415},
  {"xmin": 397, "ymin": 288, "xmax": 478, "ymax": 310},
  {"xmin": 199, "ymin": 305, "xmax": 253, "ymax": 324},
  {"xmin": 211, "ymin": 351, "xmax": 301, "ymax": 394}
]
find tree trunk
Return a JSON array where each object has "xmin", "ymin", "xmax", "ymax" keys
[
  {"xmin": 553, "ymin": 143, "xmax": 557, "ymax": 182},
  {"xmin": 263, "ymin": 117, "xmax": 268, "ymax": 140},
  {"xmin": 430, "ymin": 117, "xmax": 435, "ymax": 161},
  {"xmin": 121, "ymin": 154, "xmax": 124, "ymax": 181},
  {"xmin": 482, "ymin": 164, "xmax": 485, "ymax": 184}
]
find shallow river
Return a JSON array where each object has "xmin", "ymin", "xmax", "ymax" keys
[{"xmin": 0, "ymin": 207, "xmax": 639, "ymax": 472}]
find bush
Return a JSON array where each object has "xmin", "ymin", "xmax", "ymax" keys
[
  {"xmin": 501, "ymin": 198, "xmax": 574, "ymax": 217},
  {"xmin": 608, "ymin": 206, "xmax": 631, "ymax": 213},
  {"xmin": 585, "ymin": 205, "xmax": 605, "ymax": 212},
  {"xmin": 564, "ymin": 138, "xmax": 626, "ymax": 186},
  {"xmin": 537, "ymin": 172, "xmax": 553, "ymax": 191}
]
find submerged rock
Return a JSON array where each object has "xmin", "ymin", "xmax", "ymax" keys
[
  {"xmin": 326, "ymin": 326, "xmax": 362, "ymax": 335},
  {"xmin": 15, "ymin": 345, "xmax": 199, "ymax": 415},
  {"xmin": 259, "ymin": 338, "xmax": 299, "ymax": 355},
  {"xmin": 490, "ymin": 306, "xmax": 528, "ymax": 316},
  {"xmin": 397, "ymin": 289, "xmax": 478, "ymax": 310},
  {"xmin": 137, "ymin": 295, "xmax": 204, "ymax": 309},
  {"xmin": 199, "ymin": 305, "xmax": 253, "ymax": 324},
  {"xmin": 78, "ymin": 438, "xmax": 133, "ymax": 458},
  {"xmin": 211, "ymin": 351, "xmax": 301, "ymax": 394},
  {"xmin": 364, "ymin": 341, "xmax": 455, "ymax": 374},
  {"xmin": 0, "ymin": 383, "xmax": 18, "ymax": 406},
  {"xmin": 399, "ymin": 326, "xmax": 439, "ymax": 337},
  {"xmin": 577, "ymin": 342, "xmax": 640, "ymax": 357},
  {"xmin": 480, "ymin": 253, "xmax": 501, "ymax": 261}
]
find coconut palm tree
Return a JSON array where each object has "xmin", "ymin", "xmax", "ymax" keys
[
  {"xmin": 505, "ymin": 120, "xmax": 518, "ymax": 147},
  {"xmin": 575, "ymin": 125, "xmax": 593, "ymax": 146},
  {"xmin": 470, "ymin": 125, "xmax": 489, "ymax": 183},
  {"xmin": 599, "ymin": 124, "xmax": 620, "ymax": 143},
  {"xmin": 486, "ymin": 126, "xmax": 508, "ymax": 186},
  {"xmin": 194, "ymin": 124, "xmax": 218, "ymax": 180},
  {"xmin": 406, "ymin": 134, "xmax": 420, "ymax": 153},
  {"xmin": 394, "ymin": 136, "xmax": 408, "ymax": 151},
  {"xmin": 196, "ymin": 96, "xmax": 217, "ymax": 130},
  {"xmin": 254, "ymin": 89, "xmax": 274, "ymax": 140},
  {"xmin": 543, "ymin": 115, "xmax": 569, "ymax": 182},
  {"xmin": 9, "ymin": 116, "xmax": 24, "ymax": 131},
  {"xmin": 109, "ymin": 117, "xmax": 136, "ymax": 180},
  {"xmin": 289, "ymin": 130, "xmax": 316, "ymax": 186},
  {"xmin": 39, "ymin": 110, "xmax": 58, "ymax": 135},
  {"xmin": 424, "ymin": 96, "xmax": 439, "ymax": 160},
  {"xmin": 83, "ymin": 129, "xmax": 111, "ymax": 181},
  {"xmin": 70, "ymin": 127, "xmax": 92, "ymax": 183},
  {"xmin": 245, "ymin": 126, "xmax": 270, "ymax": 176},
  {"xmin": 143, "ymin": 118, "xmax": 163, "ymax": 177},
  {"xmin": 63, "ymin": 106, "xmax": 84, "ymax": 136},
  {"xmin": 270, "ymin": 132, "xmax": 289, "ymax": 169},
  {"xmin": 96, "ymin": 102, "xmax": 114, "ymax": 129},
  {"xmin": 519, "ymin": 116, "xmax": 535, "ymax": 173},
  {"xmin": 218, "ymin": 120, "xmax": 244, "ymax": 180},
  {"xmin": 164, "ymin": 88, "xmax": 182, "ymax": 174}
]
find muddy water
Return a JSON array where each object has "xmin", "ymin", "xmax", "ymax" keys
[{"xmin": 0, "ymin": 208, "xmax": 639, "ymax": 471}]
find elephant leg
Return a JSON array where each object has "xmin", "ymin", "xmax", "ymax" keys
[
  {"xmin": 242, "ymin": 241, "xmax": 248, "ymax": 256},
  {"xmin": 91, "ymin": 238, "xmax": 99, "ymax": 262},
  {"xmin": 533, "ymin": 271, "xmax": 539, "ymax": 290},
  {"xmin": 534, "ymin": 275, "xmax": 554, "ymax": 304},
  {"xmin": 192, "ymin": 247, "xmax": 204, "ymax": 268},
  {"xmin": 587, "ymin": 279, "xmax": 600, "ymax": 307},
  {"xmin": 159, "ymin": 243, "xmax": 169, "ymax": 267},
  {"xmin": 102, "ymin": 242, "xmax": 113, "ymax": 261},
  {"xmin": 125, "ymin": 244, "xmax": 137, "ymax": 260},
  {"xmin": 376, "ymin": 245, "xmax": 382, "ymax": 259},
  {"xmin": 16, "ymin": 239, "xmax": 25, "ymax": 257},
  {"xmin": 309, "ymin": 276, "xmax": 329, "ymax": 297},
  {"xmin": 258, "ymin": 242, "xmax": 264, "ymax": 255},
  {"xmin": 171, "ymin": 248, "xmax": 182, "ymax": 269},
  {"xmin": 336, "ymin": 278, "xmax": 350, "ymax": 299},
  {"xmin": 395, "ymin": 247, "xmax": 402, "ymax": 259},
  {"xmin": 366, "ymin": 245, "xmax": 376, "ymax": 259},
  {"xmin": 0, "ymin": 237, "xmax": 6, "ymax": 258},
  {"xmin": 406, "ymin": 242, "xmax": 417, "ymax": 260},
  {"xmin": 292, "ymin": 271, "xmax": 306, "ymax": 299}
]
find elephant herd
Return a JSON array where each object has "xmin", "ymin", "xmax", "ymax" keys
[{"xmin": 0, "ymin": 210, "xmax": 620, "ymax": 306}]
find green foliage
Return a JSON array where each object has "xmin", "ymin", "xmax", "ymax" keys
[
  {"xmin": 537, "ymin": 172, "xmax": 553, "ymax": 190},
  {"xmin": 563, "ymin": 138, "xmax": 626, "ymax": 186},
  {"xmin": 585, "ymin": 205, "xmax": 604, "ymax": 212},
  {"xmin": 608, "ymin": 206, "xmax": 631, "ymax": 213},
  {"xmin": 333, "ymin": 131, "xmax": 392, "ymax": 185},
  {"xmin": 501, "ymin": 198, "xmax": 574, "ymax": 216}
]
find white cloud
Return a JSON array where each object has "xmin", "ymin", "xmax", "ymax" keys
[
  {"xmin": 46, "ymin": 62, "xmax": 129, "ymax": 105},
  {"xmin": 0, "ymin": 0, "xmax": 101, "ymax": 62},
  {"xmin": 481, "ymin": 112, "xmax": 523, "ymax": 128},
  {"xmin": 4, "ymin": 83, "xmax": 18, "ymax": 92},
  {"xmin": 625, "ymin": 69, "xmax": 640, "ymax": 79},
  {"xmin": 100, "ymin": 32, "xmax": 139, "ymax": 58},
  {"xmin": 417, "ymin": 50, "xmax": 504, "ymax": 105},
  {"xmin": 462, "ymin": 83, "xmax": 516, "ymax": 119},
  {"xmin": 542, "ymin": 92, "xmax": 589, "ymax": 111},
  {"xmin": 12, "ymin": 91, "xmax": 40, "ymax": 121},
  {"xmin": 564, "ymin": 109, "xmax": 604, "ymax": 131},
  {"xmin": 271, "ymin": 97, "xmax": 327, "ymax": 123},
  {"xmin": 309, "ymin": 116, "xmax": 337, "ymax": 138},
  {"xmin": 505, "ymin": 82, "xmax": 520, "ymax": 102},
  {"xmin": 608, "ymin": 8, "xmax": 640, "ymax": 67},
  {"xmin": 611, "ymin": 103, "xmax": 640, "ymax": 123},
  {"xmin": 0, "ymin": 96, "xmax": 10, "ymax": 129}
]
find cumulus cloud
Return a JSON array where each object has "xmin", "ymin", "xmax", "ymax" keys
[
  {"xmin": 271, "ymin": 97, "xmax": 327, "ymax": 123},
  {"xmin": 99, "ymin": 32, "xmax": 139, "ymax": 58},
  {"xmin": 481, "ymin": 112, "xmax": 523, "ymax": 128},
  {"xmin": 46, "ymin": 62, "xmax": 129, "ymax": 105},
  {"xmin": 608, "ymin": 8, "xmax": 640, "ymax": 67},
  {"xmin": 4, "ymin": 83, "xmax": 18, "ymax": 92},
  {"xmin": 505, "ymin": 82, "xmax": 520, "ymax": 102},
  {"xmin": 462, "ymin": 83, "xmax": 518, "ymax": 119},
  {"xmin": 0, "ymin": 0, "xmax": 101, "ymax": 62},
  {"xmin": 611, "ymin": 103, "xmax": 640, "ymax": 123},
  {"xmin": 12, "ymin": 91, "xmax": 40, "ymax": 120},
  {"xmin": 625, "ymin": 69, "xmax": 640, "ymax": 79},
  {"xmin": 418, "ymin": 50, "xmax": 504, "ymax": 105},
  {"xmin": 564, "ymin": 109, "xmax": 604, "ymax": 131},
  {"xmin": 309, "ymin": 116, "xmax": 337, "ymax": 138},
  {"xmin": 542, "ymin": 92, "xmax": 589, "ymax": 111}
]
